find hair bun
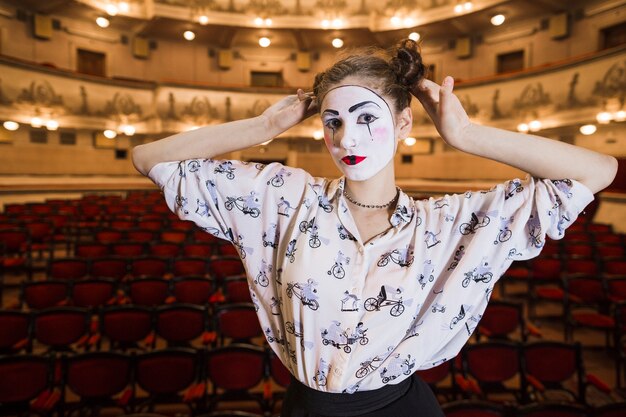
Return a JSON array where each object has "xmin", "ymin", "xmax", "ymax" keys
[{"xmin": 390, "ymin": 38, "xmax": 425, "ymax": 88}]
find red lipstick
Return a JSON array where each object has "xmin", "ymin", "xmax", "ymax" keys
[{"xmin": 341, "ymin": 155, "xmax": 366, "ymax": 165}]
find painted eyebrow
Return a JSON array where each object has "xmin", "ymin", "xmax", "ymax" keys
[
  {"xmin": 322, "ymin": 109, "xmax": 339, "ymax": 116},
  {"xmin": 349, "ymin": 101, "xmax": 381, "ymax": 113}
]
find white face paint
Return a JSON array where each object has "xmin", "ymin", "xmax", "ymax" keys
[{"xmin": 320, "ymin": 85, "xmax": 397, "ymax": 181}]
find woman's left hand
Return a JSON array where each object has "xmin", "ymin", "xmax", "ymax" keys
[{"xmin": 412, "ymin": 76, "xmax": 472, "ymax": 149}]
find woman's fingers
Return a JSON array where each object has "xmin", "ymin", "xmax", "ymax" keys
[{"xmin": 297, "ymin": 89, "xmax": 316, "ymax": 101}]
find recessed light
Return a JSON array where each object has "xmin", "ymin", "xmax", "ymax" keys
[
  {"xmin": 183, "ymin": 30, "xmax": 195, "ymax": 41},
  {"xmin": 3, "ymin": 121, "xmax": 19, "ymax": 131},
  {"xmin": 579, "ymin": 124, "xmax": 597, "ymax": 135},
  {"xmin": 491, "ymin": 14, "xmax": 505, "ymax": 26},
  {"xmin": 408, "ymin": 32, "xmax": 420, "ymax": 41},
  {"xmin": 96, "ymin": 17, "xmax": 110, "ymax": 28}
]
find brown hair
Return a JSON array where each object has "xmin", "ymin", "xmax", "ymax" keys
[{"xmin": 313, "ymin": 39, "xmax": 426, "ymax": 113}]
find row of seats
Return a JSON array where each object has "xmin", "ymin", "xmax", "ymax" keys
[
  {"xmin": 8, "ymin": 275, "xmax": 247, "ymax": 310},
  {"xmin": 0, "ymin": 302, "xmax": 263, "ymax": 354},
  {"xmin": 45, "ymin": 255, "xmax": 244, "ymax": 282},
  {"xmin": 0, "ymin": 340, "xmax": 615, "ymax": 416},
  {"xmin": 0, "ymin": 344, "xmax": 289, "ymax": 417}
]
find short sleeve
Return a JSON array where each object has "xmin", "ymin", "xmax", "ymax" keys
[
  {"xmin": 414, "ymin": 175, "xmax": 594, "ymax": 369},
  {"xmin": 494, "ymin": 175, "xmax": 594, "ymax": 260},
  {"xmin": 148, "ymin": 159, "xmax": 312, "ymax": 247}
]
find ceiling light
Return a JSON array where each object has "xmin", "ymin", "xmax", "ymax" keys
[
  {"xmin": 30, "ymin": 117, "xmax": 43, "ymax": 128},
  {"xmin": 579, "ymin": 124, "xmax": 597, "ymax": 135},
  {"xmin": 259, "ymin": 37, "xmax": 271, "ymax": 47},
  {"xmin": 332, "ymin": 38, "xmax": 344, "ymax": 48},
  {"xmin": 183, "ymin": 30, "xmax": 195, "ymax": 41},
  {"xmin": 408, "ymin": 32, "xmax": 420, "ymax": 41},
  {"xmin": 3, "ymin": 121, "xmax": 19, "ymax": 131},
  {"xmin": 254, "ymin": 17, "xmax": 264, "ymax": 26},
  {"xmin": 321, "ymin": 19, "xmax": 330, "ymax": 29},
  {"xmin": 390, "ymin": 16, "xmax": 402, "ymax": 27},
  {"xmin": 265, "ymin": 18, "xmax": 272, "ymax": 26},
  {"xmin": 463, "ymin": 1, "xmax": 473, "ymax": 11},
  {"xmin": 516, "ymin": 123, "xmax": 529, "ymax": 133},
  {"xmin": 105, "ymin": 4, "xmax": 118, "ymax": 16},
  {"xmin": 96, "ymin": 17, "xmax": 110, "ymax": 28},
  {"xmin": 596, "ymin": 111, "xmax": 612, "ymax": 124},
  {"xmin": 454, "ymin": 4, "xmax": 463, "ymax": 13},
  {"xmin": 403, "ymin": 17, "xmax": 415, "ymax": 27},
  {"xmin": 491, "ymin": 14, "xmax": 505, "ymax": 26},
  {"xmin": 528, "ymin": 120, "xmax": 542, "ymax": 132},
  {"xmin": 103, "ymin": 129, "xmax": 117, "ymax": 139},
  {"xmin": 331, "ymin": 18, "xmax": 343, "ymax": 28},
  {"xmin": 198, "ymin": 15, "xmax": 209, "ymax": 25},
  {"xmin": 615, "ymin": 110, "xmax": 626, "ymax": 121},
  {"xmin": 120, "ymin": 124, "xmax": 135, "ymax": 136},
  {"xmin": 404, "ymin": 137, "xmax": 417, "ymax": 146},
  {"xmin": 118, "ymin": 2, "xmax": 129, "ymax": 12},
  {"xmin": 313, "ymin": 130, "xmax": 324, "ymax": 140},
  {"xmin": 46, "ymin": 120, "xmax": 59, "ymax": 131}
]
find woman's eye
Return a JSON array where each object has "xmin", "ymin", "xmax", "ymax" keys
[
  {"xmin": 325, "ymin": 119, "xmax": 341, "ymax": 130},
  {"xmin": 358, "ymin": 114, "xmax": 378, "ymax": 124}
]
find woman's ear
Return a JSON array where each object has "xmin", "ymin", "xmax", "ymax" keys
[{"xmin": 396, "ymin": 107, "xmax": 413, "ymax": 140}]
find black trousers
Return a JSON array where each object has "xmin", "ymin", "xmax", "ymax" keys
[{"xmin": 281, "ymin": 375, "xmax": 444, "ymax": 417}]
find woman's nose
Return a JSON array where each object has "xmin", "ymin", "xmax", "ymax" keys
[{"xmin": 339, "ymin": 127, "xmax": 357, "ymax": 149}]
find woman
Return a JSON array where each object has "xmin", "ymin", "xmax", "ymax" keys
[{"xmin": 133, "ymin": 39, "xmax": 617, "ymax": 416}]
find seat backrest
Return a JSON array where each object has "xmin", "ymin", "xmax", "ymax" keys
[
  {"xmin": 65, "ymin": 352, "xmax": 131, "ymax": 398},
  {"xmin": 206, "ymin": 344, "xmax": 266, "ymax": 390},
  {"xmin": 269, "ymin": 352, "xmax": 292, "ymax": 388},
  {"xmin": 101, "ymin": 305, "xmax": 153, "ymax": 344},
  {"xmin": 128, "ymin": 278, "xmax": 171, "ymax": 306},
  {"xmin": 172, "ymin": 276, "xmax": 213, "ymax": 305},
  {"xmin": 71, "ymin": 278, "xmax": 116, "ymax": 308},
  {"xmin": 0, "ymin": 355, "xmax": 50, "ymax": 403},
  {"xmin": 209, "ymin": 256, "xmax": 245, "ymax": 282},
  {"xmin": 0, "ymin": 311, "xmax": 30, "ymax": 351},
  {"xmin": 91, "ymin": 257, "xmax": 128, "ymax": 280},
  {"xmin": 135, "ymin": 348, "xmax": 198, "ymax": 395},
  {"xmin": 464, "ymin": 341, "xmax": 521, "ymax": 383},
  {"xmin": 130, "ymin": 257, "xmax": 169, "ymax": 278},
  {"xmin": 215, "ymin": 303, "xmax": 263, "ymax": 344},
  {"xmin": 23, "ymin": 280, "xmax": 69, "ymax": 309},
  {"xmin": 478, "ymin": 300, "xmax": 524, "ymax": 340},
  {"xmin": 522, "ymin": 341, "xmax": 582, "ymax": 391},
  {"xmin": 34, "ymin": 307, "xmax": 89, "ymax": 350},
  {"xmin": 172, "ymin": 257, "xmax": 208, "ymax": 277},
  {"xmin": 49, "ymin": 258, "xmax": 89, "ymax": 280},
  {"xmin": 155, "ymin": 304, "xmax": 206, "ymax": 343}
]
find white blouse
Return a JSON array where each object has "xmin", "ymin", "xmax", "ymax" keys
[{"xmin": 149, "ymin": 159, "xmax": 594, "ymax": 393}]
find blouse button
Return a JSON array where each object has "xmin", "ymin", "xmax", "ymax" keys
[{"xmin": 334, "ymin": 368, "xmax": 342, "ymax": 376}]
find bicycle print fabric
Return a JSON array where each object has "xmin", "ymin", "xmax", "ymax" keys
[{"xmin": 148, "ymin": 158, "xmax": 594, "ymax": 393}]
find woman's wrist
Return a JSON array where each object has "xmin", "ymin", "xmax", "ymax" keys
[{"xmin": 443, "ymin": 122, "xmax": 479, "ymax": 153}]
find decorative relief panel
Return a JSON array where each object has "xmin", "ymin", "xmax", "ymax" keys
[{"xmin": 0, "ymin": 46, "xmax": 623, "ymax": 139}]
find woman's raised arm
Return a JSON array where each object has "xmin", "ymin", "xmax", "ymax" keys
[
  {"xmin": 132, "ymin": 89, "xmax": 316, "ymax": 176},
  {"xmin": 414, "ymin": 77, "xmax": 618, "ymax": 194}
]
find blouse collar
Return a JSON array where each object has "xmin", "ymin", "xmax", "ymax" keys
[{"xmin": 327, "ymin": 177, "xmax": 415, "ymax": 228}]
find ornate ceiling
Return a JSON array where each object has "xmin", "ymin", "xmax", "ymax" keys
[{"xmin": 1, "ymin": 0, "xmax": 600, "ymax": 49}]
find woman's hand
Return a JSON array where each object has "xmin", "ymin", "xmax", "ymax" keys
[
  {"xmin": 412, "ymin": 76, "xmax": 472, "ymax": 150},
  {"xmin": 262, "ymin": 89, "xmax": 318, "ymax": 135}
]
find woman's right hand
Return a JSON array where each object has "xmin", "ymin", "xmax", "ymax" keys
[{"xmin": 262, "ymin": 89, "xmax": 318, "ymax": 134}]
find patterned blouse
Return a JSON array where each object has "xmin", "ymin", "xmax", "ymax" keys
[{"xmin": 149, "ymin": 158, "xmax": 594, "ymax": 393}]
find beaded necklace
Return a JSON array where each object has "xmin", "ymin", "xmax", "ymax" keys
[{"xmin": 343, "ymin": 186, "xmax": 400, "ymax": 209}]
